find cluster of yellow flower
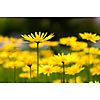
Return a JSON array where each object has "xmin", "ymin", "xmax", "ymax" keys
[{"xmin": 0, "ymin": 32, "xmax": 100, "ymax": 83}]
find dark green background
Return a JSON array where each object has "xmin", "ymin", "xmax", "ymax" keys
[{"xmin": 0, "ymin": 17, "xmax": 100, "ymax": 41}]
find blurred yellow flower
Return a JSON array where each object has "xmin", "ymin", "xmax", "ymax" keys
[
  {"xmin": 69, "ymin": 76, "xmax": 82, "ymax": 83},
  {"xmin": 65, "ymin": 64, "xmax": 85, "ymax": 75},
  {"xmin": 0, "ymin": 36, "xmax": 9, "ymax": 42},
  {"xmin": 40, "ymin": 50, "xmax": 54, "ymax": 58},
  {"xmin": 79, "ymin": 32, "xmax": 100, "ymax": 43},
  {"xmin": 53, "ymin": 79, "xmax": 62, "ymax": 83},
  {"xmin": 59, "ymin": 36, "xmax": 77, "ymax": 45},
  {"xmin": 19, "ymin": 72, "xmax": 37, "ymax": 79},
  {"xmin": 22, "ymin": 64, "xmax": 37, "ymax": 72},
  {"xmin": 0, "ymin": 51, "xmax": 8, "ymax": 58},
  {"xmin": 75, "ymin": 54, "xmax": 99, "ymax": 65},
  {"xmin": 29, "ymin": 43, "xmax": 44, "ymax": 48},
  {"xmin": 83, "ymin": 47, "xmax": 100, "ymax": 55},
  {"xmin": 4, "ymin": 60, "xmax": 24, "ymax": 69},
  {"xmin": 89, "ymin": 81, "xmax": 99, "ymax": 83},
  {"xmin": 70, "ymin": 41, "xmax": 87, "ymax": 51},
  {"xmin": 9, "ymin": 37, "xmax": 23, "ymax": 43},
  {"xmin": 44, "ymin": 41, "xmax": 59, "ymax": 47},
  {"xmin": 40, "ymin": 58, "xmax": 55, "ymax": 65},
  {"xmin": 17, "ymin": 51, "xmax": 37, "ymax": 65},
  {"xmin": 90, "ymin": 64, "xmax": 100, "ymax": 76},
  {"xmin": 1, "ymin": 43, "xmax": 21, "ymax": 51}
]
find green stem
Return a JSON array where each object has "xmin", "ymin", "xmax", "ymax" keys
[
  {"xmin": 62, "ymin": 62, "xmax": 65, "ymax": 83},
  {"xmin": 14, "ymin": 67, "xmax": 16, "ymax": 83},
  {"xmin": 24, "ymin": 78, "xmax": 27, "ymax": 83},
  {"xmin": 47, "ymin": 75, "xmax": 50, "ymax": 83},
  {"xmin": 87, "ymin": 42, "xmax": 90, "ymax": 82},
  {"xmin": 37, "ymin": 42, "xmax": 39, "ymax": 82},
  {"xmin": 30, "ymin": 66, "xmax": 31, "ymax": 82},
  {"xmin": 75, "ymin": 74, "xmax": 76, "ymax": 83},
  {"xmin": 8, "ymin": 68, "xmax": 10, "ymax": 83}
]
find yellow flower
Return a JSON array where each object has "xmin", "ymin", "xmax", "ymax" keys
[
  {"xmin": 0, "ymin": 51, "xmax": 8, "ymax": 58},
  {"xmin": 0, "ymin": 59, "xmax": 4, "ymax": 64},
  {"xmin": 54, "ymin": 53, "xmax": 68, "ymax": 64},
  {"xmin": 79, "ymin": 32, "xmax": 100, "ymax": 43},
  {"xmin": 53, "ymin": 79, "xmax": 62, "ymax": 83},
  {"xmin": 75, "ymin": 54, "xmax": 99, "ymax": 65},
  {"xmin": 40, "ymin": 65, "xmax": 57, "ymax": 76},
  {"xmin": 40, "ymin": 50, "xmax": 54, "ymax": 58},
  {"xmin": 69, "ymin": 76, "xmax": 82, "ymax": 83},
  {"xmin": 17, "ymin": 51, "xmax": 37, "ymax": 65},
  {"xmin": 53, "ymin": 79, "xmax": 67, "ymax": 83},
  {"xmin": 59, "ymin": 36, "xmax": 77, "ymax": 45},
  {"xmin": 44, "ymin": 41, "xmax": 59, "ymax": 47},
  {"xmin": 65, "ymin": 64, "xmax": 85, "ymax": 75},
  {"xmin": 21, "ymin": 32, "xmax": 54, "ymax": 43},
  {"xmin": 4, "ymin": 60, "xmax": 24, "ymax": 69},
  {"xmin": 83, "ymin": 47, "xmax": 100, "ymax": 55},
  {"xmin": 9, "ymin": 37, "xmax": 23, "ymax": 43},
  {"xmin": 19, "ymin": 72, "xmax": 37, "ymax": 79},
  {"xmin": 29, "ymin": 43, "xmax": 44, "ymax": 48},
  {"xmin": 71, "ymin": 52, "xmax": 85, "ymax": 56},
  {"xmin": 90, "ymin": 64, "xmax": 100, "ymax": 76},
  {"xmin": 22, "ymin": 64, "xmax": 37, "ymax": 72},
  {"xmin": 40, "ymin": 58, "xmax": 56, "ymax": 65},
  {"xmin": 70, "ymin": 41, "xmax": 87, "ymax": 51},
  {"xmin": 54, "ymin": 53, "xmax": 77, "ymax": 65},
  {"xmin": 89, "ymin": 81, "xmax": 99, "ymax": 83},
  {"xmin": 0, "ymin": 36, "xmax": 9, "ymax": 42},
  {"xmin": 1, "ymin": 43, "xmax": 21, "ymax": 51}
]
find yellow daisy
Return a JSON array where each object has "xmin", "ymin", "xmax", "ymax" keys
[
  {"xmin": 21, "ymin": 32, "xmax": 54, "ymax": 43},
  {"xmin": 79, "ymin": 32, "xmax": 100, "ymax": 43},
  {"xmin": 40, "ymin": 65, "xmax": 57, "ymax": 76}
]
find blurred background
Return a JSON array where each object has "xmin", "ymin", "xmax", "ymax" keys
[{"xmin": 1, "ymin": 17, "xmax": 100, "ymax": 40}]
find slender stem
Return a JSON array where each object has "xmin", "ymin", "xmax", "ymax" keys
[
  {"xmin": 8, "ymin": 68, "xmax": 10, "ymax": 83},
  {"xmin": 24, "ymin": 78, "xmax": 27, "ymax": 83},
  {"xmin": 62, "ymin": 62, "xmax": 65, "ymax": 83},
  {"xmin": 87, "ymin": 42, "xmax": 90, "ymax": 82},
  {"xmin": 47, "ymin": 75, "xmax": 50, "ymax": 83},
  {"xmin": 37, "ymin": 42, "xmax": 39, "ymax": 82},
  {"xmin": 30, "ymin": 66, "xmax": 31, "ymax": 82},
  {"xmin": 75, "ymin": 74, "xmax": 76, "ymax": 83},
  {"xmin": 14, "ymin": 67, "xmax": 16, "ymax": 83}
]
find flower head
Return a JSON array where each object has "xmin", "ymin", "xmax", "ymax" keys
[
  {"xmin": 40, "ymin": 65, "xmax": 57, "ymax": 76},
  {"xmin": 89, "ymin": 81, "xmax": 99, "ymax": 83},
  {"xmin": 79, "ymin": 32, "xmax": 100, "ymax": 43},
  {"xmin": 70, "ymin": 41, "xmax": 88, "ymax": 51},
  {"xmin": 90, "ymin": 64, "xmax": 100, "ymax": 76},
  {"xmin": 83, "ymin": 47, "xmax": 100, "ymax": 55},
  {"xmin": 54, "ymin": 53, "xmax": 68, "ymax": 63},
  {"xmin": 44, "ymin": 41, "xmax": 59, "ymax": 47},
  {"xmin": 19, "ymin": 72, "xmax": 37, "ymax": 79},
  {"xmin": 22, "ymin": 64, "xmax": 37, "ymax": 72},
  {"xmin": 65, "ymin": 64, "xmax": 85, "ymax": 75},
  {"xmin": 21, "ymin": 32, "xmax": 54, "ymax": 43},
  {"xmin": 69, "ymin": 76, "xmax": 82, "ymax": 83},
  {"xmin": 53, "ymin": 79, "xmax": 62, "ymax": 83},
  {"xmin": 53, "ymin": 53, "xmax": 77, "ymax": 65},
  {"xmin": 59, "ymin": 36, "xmax": 77, "ymax": 45}
]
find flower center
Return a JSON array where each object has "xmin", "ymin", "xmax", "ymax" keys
[
  {"xmin": 87, "ymin": 36, "xmax": 93, "ymax": 39},
  {"xmin": 45, "ymin": 68, "xmax": 51, "ymax": 72}
]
